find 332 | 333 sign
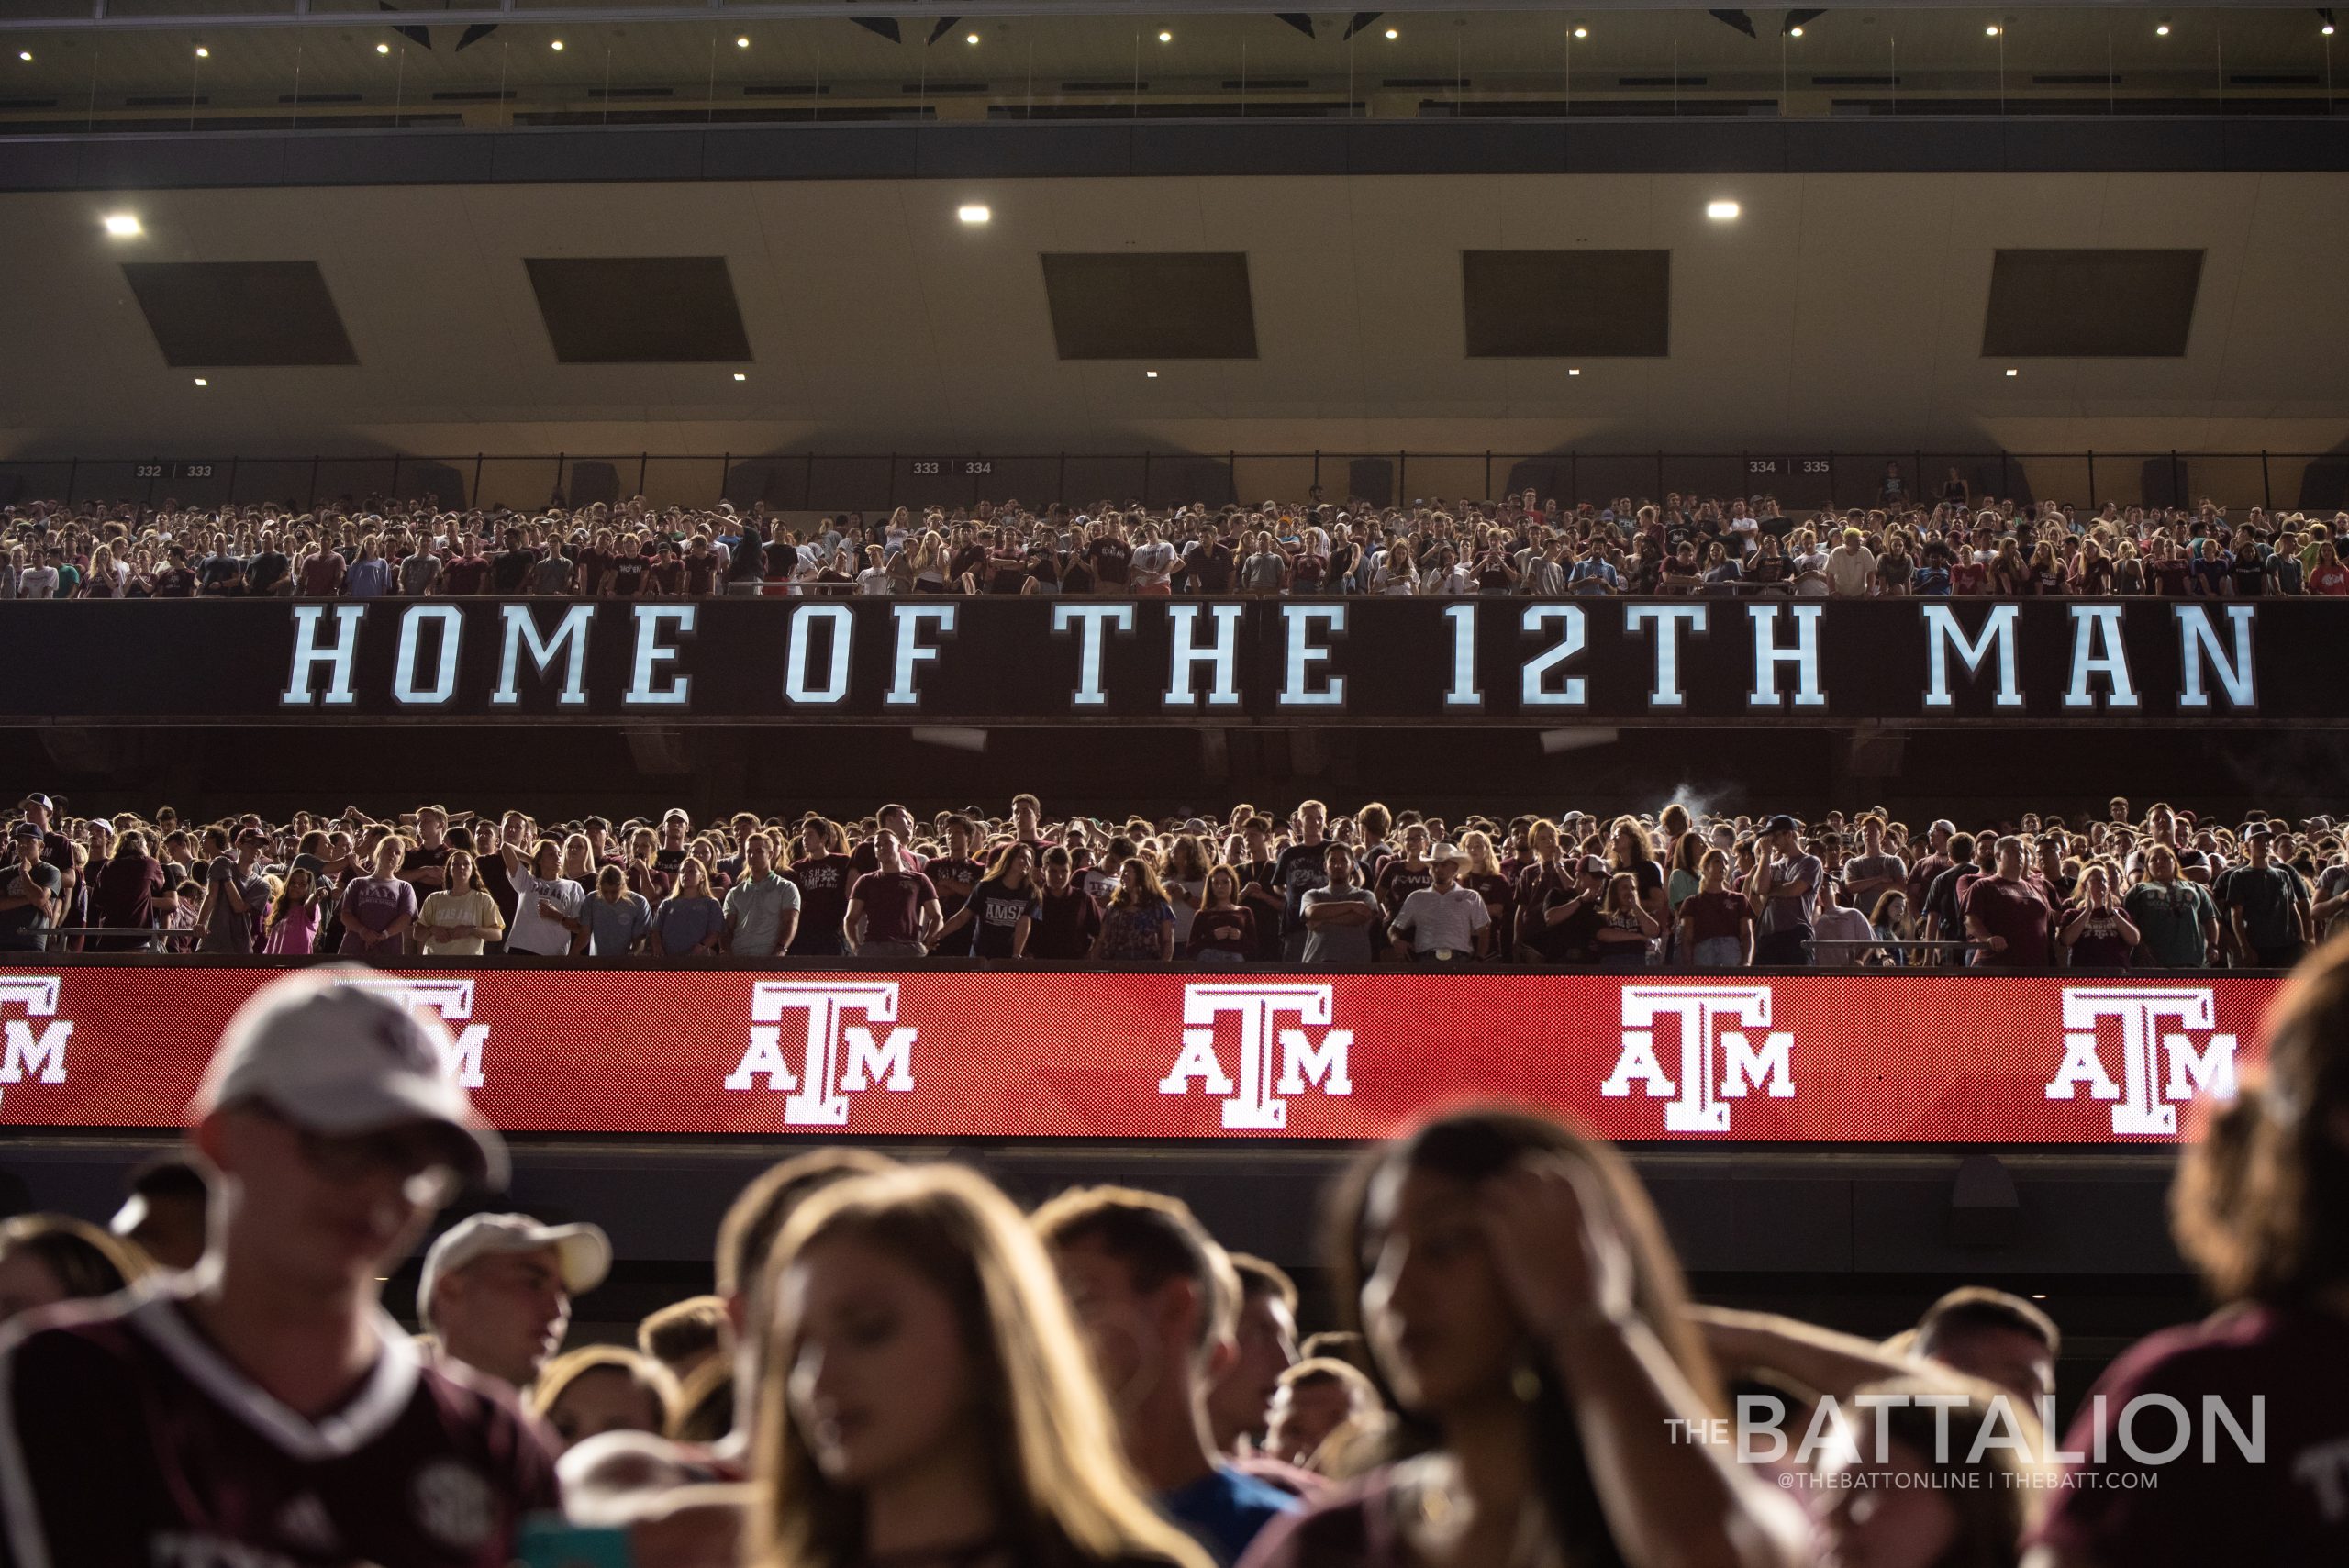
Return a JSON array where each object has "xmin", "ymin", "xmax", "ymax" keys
[{"xmin": 133, "ymin": 462, "xmax": 219, "ymax": 482}]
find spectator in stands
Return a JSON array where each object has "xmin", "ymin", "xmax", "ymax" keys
[
  {"xmin": 90, "ymin": 828, "xmax": 165, "ymax": 951},
  {"xmin": 0, "ymin": 1213, "xmax": 150, "ymax": 1326},
  {"xmin": 1965, "ymin": 836, "xmax": 2055, "ymax": 969},
  {"xmin": 334, "ymin": 833, "xmax": 417, "ymax": 958},
  {"xmin": 752, "ymin": 1164, "xmax": 1211, "ymax": 1568},
  {"xmin": 722, "ymin": 831, "xmax": 802, "ymax": 959},
  {"xmin": 529, "ymin": 1346, "xmax": 678, "ymax": 1456},
  {"xmin": 1811, "ymin": 877, "xmax": 1876, "ymax": 965},
  {"xmin": 1263, "ymin": 1359, "xmax": 1380, "ymax": 1471},
  {"xmin": 1387, "ymin": 843, "xmax": 1491, "ymax": 964},
  {"xmin": 1244, "ymin": 1109, "xmax": 1804, "ymax": 1568},
  {"xmin": 636, "ymin": 1295, "xmax": 728, "ymax": 1385},
  {"xmin": 1032, "ymin": 844, "xmax": 1105, "ymax": 960},
  {"xmin": 1095, "ymin": 855, "xmax": 1178, "ymax": 962},
  {"xmin": 2027, "ymin": 937, "xmax": 2349, "ymax": 1565},
  {"xmin": 197, "ymin": 827, "xmax": 272, "ymax": 956},
  {"xmin": 1677, "ymin": 848, "xmax": 1754, "ymax": 968},
  {"xmin": 420, "ymin": 1210, "xmax": 611, "ymax": 1393},
  {"xmin": 0, "ymin": 821, "xmax": 62, "ymax": 951},
  {"xmin": 1208, "ymin": 1255, "xmax": 1302, "ymax": 1469},
  {"xmin": 415, "ymin": 848, "xmax": 504, "ymax": 956},
  {"xmin": 584, "ymin": 863, "xmax": 653, "ymax": 956},
  {"xmin": 1034, "ymin": 1185, "xmax": 1299, "ymax": 1562},
  {"xmin": 2224, "ymin": 826, "xmax": 2312, "ymax": 969},
  {"xmin": 0, "ymin": 973, "xmax": 555, "ymax": 1564},
  {"xmin": 647, "ymin": 856, "xmax": 726, "ymax": 958},
  {"xmin": 2056, "ymin": 864, "xmax": 2140, "ymax": 970},
  {"xmin": 1912, "ymin": 1286, "xmax": 2061, "ymax": 1411},
  {"xmin": 1750, "ymin": 816, "xmax": 1820, "ymax": 966},
  {"xmin": 108, "ymin": 1154, "xmax": 210, "ymax": 1273},
  {"xmin": 262, "ymin": 863, "xmax": 329, "ymax": 956},
  {"xmin": 845, "ymin": 830, "xmax": 941, "ymax": 959}
]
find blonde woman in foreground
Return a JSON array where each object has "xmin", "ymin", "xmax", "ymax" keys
[{"xmin": 751, "ymin": 1163, "xmax": 1215, "ymax": 1568}]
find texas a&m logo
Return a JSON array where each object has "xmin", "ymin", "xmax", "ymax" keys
[
  {"xmin": 2045, "ymin": 986, "xmax": 2238, "ymax": 1136},
  {"xmin": 724, "ymin": 981, "xmax": 917, "ymax": 1126},
  {"xmin": 1600, "ymin": 984, "xmax": 1795, "ymax": 1133},
  {"xmin": 0, "ymin": 976, "xmax": 70, "ymax": 1108},
  {"xmin": 1159, "ymin": 983, "xmax": 1353, "ymax": 1129},
  {"xmin": 343, "ymin": 977, "xmax": 487, "ymax": 1088}
]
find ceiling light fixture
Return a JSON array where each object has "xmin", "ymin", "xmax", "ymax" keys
[
  {"xmin": 737, "ymin": 36, "xmax": 751, "ymax": 49},
  {"xmin": 1574, "ymin": 25, "xmax": 1588, "ymax": 38},
  {"xmin": 194, "ymin": 45, "xmax": 208, "ymax": 58},
  {"xmin": 1707, "ymin": 199, "xmax": 1741, "ymax": 219},
  {"xmin": 377, "ymin": 42, "xmax": 391, "ymax": 54},
  {"xmin": 733, "ymin": 372, "xmax": 747, "ymax": 381},
  {"xmin": 1789, "ymin": 26, "xmax": 1804, "ymax": 37},
  {"xmin": 2155, "ymin": 19, "xmax": 2171, "ymax": 35},
  {"xmin": 958, "ymin": 203, "xmax": 991, "ymax": 224},
  {"xmin": 1146, "ymin": 370, "xmax": 1159, "ymax": 378},
  {"xmin": 550, "ymin": 39, "xmax": 564, "ymax": 50},
  {"xmin": 1986, "ymin": 24, "xmax": 2000, "ymax": 36},
  {"xmin": 1159, "ymin": 30, "xmax": 1173, "ymax": 42},
  {"xmin": 18, "ymin": 50, "xmax": 31, "ymax": 62},
  {"xmin": 193, "ymin": 378, "xmax": 208, "ymax": 387},
  {"xmin": 965, "ymin": 31, "xmax": 980, "ymax": 44},
  {"xmin": 1568, "ymin": 367, "xmax": 1582, "ymax": 376},
  {"xmin": 102, "ymin": 213, "xmax": 141, "ymax": 237},
  {"xmin": 2005, "ymin": 367, "xmax": 2019, "ymax": 376},
  {"xmin": 1385, "ymin": 28, "xmax": 1400, "ymax": 39}
]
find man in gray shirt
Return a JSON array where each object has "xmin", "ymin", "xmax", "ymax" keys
[
  {"xmin": 722, "ymin": 832, "xmax": 801, "ymax": 959},
  {"xmin": 1389, "ymin": 843, "xmax": 1492, "ymax": 963},
  {"xmin": 1299, "ymin": 843, "xmax": 1381, "ymax": 966},
  {"xmin": 1750, "ymin": 815, "xmax": 1821, "ymax": 967},
  {"xmin": 1841, "ymin": 814, "xmax": 1908, "ymax": 919}
]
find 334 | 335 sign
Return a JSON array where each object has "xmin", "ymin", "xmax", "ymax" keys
[{"xmin": 1746, "ymin": 457, "xmax": 1833, "ymax": 480}]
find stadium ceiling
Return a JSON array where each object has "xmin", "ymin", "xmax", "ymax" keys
[{"xmin": 0, "ymin": 0, "xmax": 2321, "ymax": 26}]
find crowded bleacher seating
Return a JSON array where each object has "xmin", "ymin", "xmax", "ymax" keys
[
  {"xmin": 6, "ymin": 790, "xmax": 2333, "ymax": 968},
  {"xmin": 6, "ymin": 488, "xmax": 2347, "ymax": 599}
]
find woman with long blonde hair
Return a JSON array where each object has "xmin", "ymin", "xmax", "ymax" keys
[{"xmin": 751, "ymin": 1165, "xmax": 1211, "ymax": 1568}]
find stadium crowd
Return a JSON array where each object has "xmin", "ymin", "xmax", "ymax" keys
[
  {"xmin": 4, "ymin": 790, "xmax": 2335, "ymax": 970},
  {"xmin": 6, "ymin": 484, "xmax": 2349, "ymax": 600},
  {"xmin": 1, "ymin": 951, "xmax": 2343, "ymax": 1567}
]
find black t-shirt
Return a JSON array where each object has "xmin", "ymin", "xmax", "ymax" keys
[
  {"xmin": 1274, "ymin": 841, "xmax": 1331, "ymax": 928},
  {"xmin": 964, "ymin": 875, "xmax": 1041, "ymax": 959},
  {"xmin": 2229, "ymin": 551, "xmax": 2271, "ymax": 597},
  {"xmin": 1189, "ymin": 541, "xmax": 1234, "ymax": 594},
  {"xmin": 491, "ymin": 548, "xmax": 539, "ymax": 595},
  {"xmin": 0, "ymin": 859, "xmax": 61, "ymax": 948},
  {"xmin": 1030, "ymin": 887, "xmax": 1103, "ymax": 959},
  {"xmin": 1089, "ymin": 537, "xmax": 1134, "ymax": 586},
  {"xmin": 246, "ymin": 551, "xmax": 290, "ymax": 593},
  {"xmin": 924, "ymin": 856, "xmax": 986, "ymax": 956}
]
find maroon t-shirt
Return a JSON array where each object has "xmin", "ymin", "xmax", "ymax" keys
[
  {"xmin": 0, "ymin": 1286, "xmax": 559, "ymax": 1568},
  {"xmin": 2030, "ymin": 1305, "xmax": 2349, "ymax": 1567},
  {"xmin": 1681, "ymin": 889, "xmax": 1749, "ymax": 943},
  {"xmin": 1963, "ymin": 875, "xmax": 2054, "ymax": 966},
  {"xmin": 441, "ymin": 556, "xmax": 491, "ymax": 596},
  {"xmin": 848, "ymin": 870, "xmax": 936, "ymax": 945}
]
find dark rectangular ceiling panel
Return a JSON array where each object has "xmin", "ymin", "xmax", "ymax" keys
[
  {"xmin": 524, "ymin": 256, "xmax": 752, "ymax": 363},
  {"xmin": 1982, "ymin": 249, "xmax": 2203, "ymax": 357},
  {"xmin": 120, "ymin": 261, "xmax": 358, "ymax": 367},
  {"xmin": 1041, "ymin": 252, "xmax": 1258, "ymax": 360},
  {"xmin": 1462, "ymin": 250, "xmax": 1671, "ymax": 358}
]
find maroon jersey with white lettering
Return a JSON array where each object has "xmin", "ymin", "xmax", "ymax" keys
[
  {"xmin": 2029, "ymin": 1303, "xmax": 2349, "ymax": 1566},
  {"xmin": 0, "ymin": 1284, "xmax": 558, "ymax": 1568}
]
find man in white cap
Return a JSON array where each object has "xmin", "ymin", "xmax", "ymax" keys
[
  {"xmin": 421, "ymin": 1212, "xmax": 609, "ymax": 1393},
  {"xmin": 1387, "ymin": 842, "xmax": 1490, "ymax": 963},
  {"xmin": 0, "ymin": 969, "xmax": 557, "ymax": 1567}
]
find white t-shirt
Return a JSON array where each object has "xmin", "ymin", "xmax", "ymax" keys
[
  {"xmin": 17, "ymin": 566, "xmax": 59, "ymax": 600},
  {"xmin": 1130, "ymin": 540, "xmax": 1176, "ymax": 589},
  {"xmin": 506, "ymin": 869, "xmax": 585, "ymax": 955}
]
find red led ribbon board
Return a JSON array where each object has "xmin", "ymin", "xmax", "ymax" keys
[{"xmin": 0, "ymin": 970, "xmax": 2279, "ymax": 1143}]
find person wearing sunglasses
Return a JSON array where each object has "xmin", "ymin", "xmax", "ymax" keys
[{"xmin": 0, "ymin": 969, "xmax": 558, "ymax": 1567}]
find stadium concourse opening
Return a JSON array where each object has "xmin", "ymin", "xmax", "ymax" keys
[{"xmin": 6, "ymin": 5, "xmax": 2349, "ymax": 1563}]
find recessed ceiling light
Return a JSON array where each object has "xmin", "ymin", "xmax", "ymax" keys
[
  {"xmin": 2005, "ymin": 367, "xmax": 2019, "ymax": 376},
  {"xmin": 1385, "ymin": 28, "xmax": 1399, "ymax": 39},
  {"xmin": 376, "ymin": 42, "xmax": 390, "ymax": 54},
  {"xmin": 733, "ymin": 372, "xmax": 747, "ymax": 381},
  {"xmin": 1159, "ymin": 30, "xmax": 1173, "ymax": 43},
  {"xmin": 1986, "ymin": 24, "xmax": 2001, "ymax": 36},
  {"xmin": 1707, "ymin": 199, "xmax": 1741, "ymax": 219},
  {"xmin": 737, "ymin": 37, "xmax": 751, "ymax": 49},
  {"xmin": 957, "ymin": 203, "xmax": 991, "ymax": 224},
  {"xmin": 550, "ymin": 39, "xmax": 564, "ymax": 51},
  {"xmin": 1789, "ymin": 25, "xmax": 1804, "ymax": 36},
  {"xmin": 17, "ymin": 50, "xmax": 30, "ymax": 62},
  {"xmin": 2155, "ymin": 19, "xmax": 2171, "ymax": 35},
  {"xmin": 194, "ymin": 46, "xmax": 208, "ymax": 59},
  {"xmin": 102, "ymin": 213, "xmax": 141, "ymax": 237},
  {"xmin": 193, "ymin": 378, "xmax": 208, "ymax": 387},
  {"xmin": 1568, "ymin": 367, "xmax": 1582, "ymax": 376},
  {"xmin": 965, "ymin": 32, "xmax": 980, "ymax": 44},
  {"xmin": 1145, "ymin": 370, "xmax": 1159, "ymax": 378},
  {"xmin": 1574, "ymin": 26, "xmax": 1589, "ymax": 38}
]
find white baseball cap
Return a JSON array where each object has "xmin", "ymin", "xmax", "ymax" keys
[
  {"xmin": 420, "ymin": 1213, "xmax": 611, "ymax": 1317},
  {"xmin": 191, "ymin": 968, "xmax": 507, "ymax": 1188}
]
